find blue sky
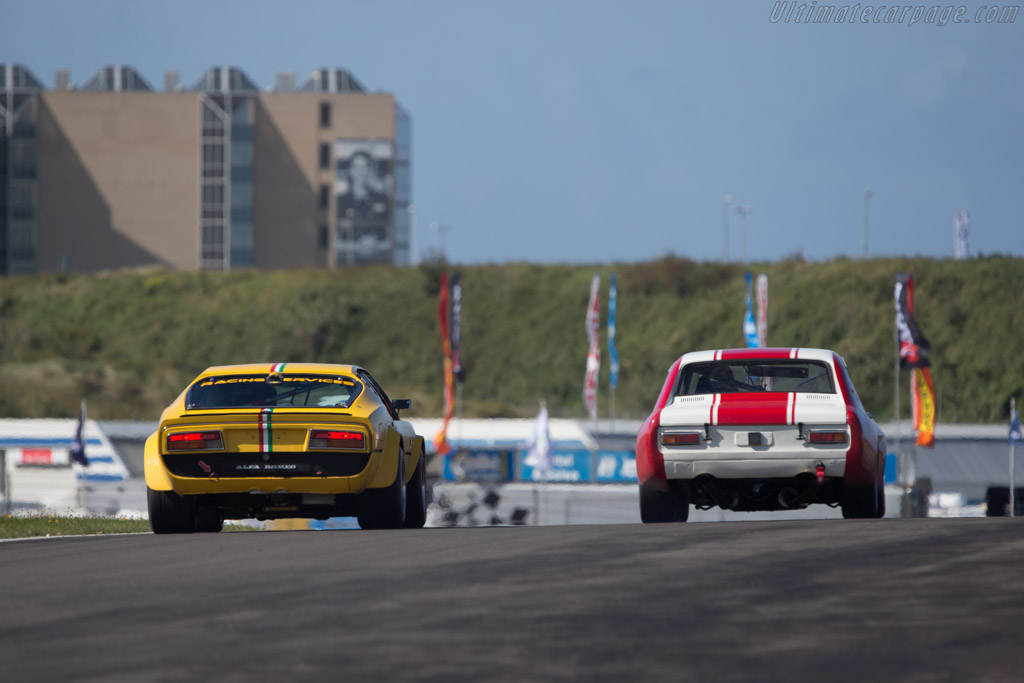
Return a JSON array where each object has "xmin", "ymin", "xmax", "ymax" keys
[{"xmin": 4, "ymin": 0, "xmax": 1022, "ymax": 265}]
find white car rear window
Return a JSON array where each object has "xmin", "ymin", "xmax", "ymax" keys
[{"xmin": 676, "ymin": 360, "xmax": 835, "ymax": 396}]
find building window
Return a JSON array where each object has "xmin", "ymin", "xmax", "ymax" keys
[
  {"xmin": 319, "ymin": 143, "xmax": 331, "ymax": 170},
  {"xmin": 202, "ymin": 143, "xmax": 225, "ymax": 178},
  {"xmin": 202, "ymin": 224, "xmax": 225, "ymax": 266},
  {"xmin": 202, "ymin": 143, "xmax": 225, "ymax": 164},
  {"xmin": 202, "ymin": 104, "xmax": 225, "ymax": 137},
  {"xmin": 202, "ymin": 184, "xmax": 225, "ymax": 206},
  {"xmin": 319, "ymin": 184, "xmax": 330, "ymax": 209},
  {"xmin": 10, "ymin": 184, "xmax": 35, "ymax": 220},
  {"xmin": 9, "ymin": 222, "xmax": 37, "ymax": 261},
  {"xmin": 319, "ymin": 101, "xmax": 331, "ymax": 128},
  {"xmin": 10, "ymin": 140, "xmax": 37, "ymax": 179},
  {"xmin": 318, "ymin": 224, "xmax": 329, "ymax": 249}
]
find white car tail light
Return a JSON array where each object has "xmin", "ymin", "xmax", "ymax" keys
[
  {"xmin": 662, "ymin": 431, "xmax": 702, "ymax": 446},
  {"xmin": 808, "ymin": 430, "xmax": 847, "ymax": 444}
]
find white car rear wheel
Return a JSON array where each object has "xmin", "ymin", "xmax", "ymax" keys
[{"xmin": 639, "ymin": 483, "xmax": 689, "ymax": 523}]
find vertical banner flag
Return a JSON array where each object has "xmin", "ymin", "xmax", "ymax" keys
[
  {"xmin": 70, "ymin": 399, "xmax": 89, "ymax": 467},
  {"xmin": 895, "ymin": 273, "xmax": 935, "ymax": 448},
  {"xmin": 954, "ymin": 210, "xmax": 971, "ymax": 260},
  {"xmin": 895, "ymin": 273, "xmax": 931, "ymax": 367},
  {"xmin": 756, "ymin": 273, "xmax": 768, "ymax": 348},
  {"xmin": 912, "ymin": 367, "xmax": 936, "ymax": 448},
  {"xmin": 1010, "ymin": 399, "xmax": 1023, "ymax": 446},
  {"xmin": 523, "ymin": 401, "xmax": 553, "ymax": 474},
  {"xmin": 433, "ymin": 272, "xmax": 455, "ymax": 455},
  {"xmin": 744, "ymin": 272, "xmax": 759, "ymax": 348},
  {"xmin": 608, "ymin": 273, "xmax": 619, "ymax": 390},
  {"xmin": 451, "ymin": 272, "xmax": 464, "ymax": 383},
  {"xmin": 583, "ymin": 274, "xmax": 601, "ymax": 419}
]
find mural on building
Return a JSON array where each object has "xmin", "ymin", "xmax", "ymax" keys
[{"xmin": 335, "ymin": 139, "xmax": 392, "ymax": 265}]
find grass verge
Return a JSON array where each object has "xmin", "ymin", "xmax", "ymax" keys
[{"xmin": 0, "ymin": 513, "xmax": 255, "ymax": 539}]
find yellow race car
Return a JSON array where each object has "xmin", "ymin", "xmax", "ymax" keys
[{"xmin": 144, "ymin": 363, "xmax": 427, "ymax": 533}]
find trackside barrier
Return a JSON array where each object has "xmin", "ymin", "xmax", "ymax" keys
[{"xmin": 438, "ymin": 448, "xmax": 638, "ymax": 484}]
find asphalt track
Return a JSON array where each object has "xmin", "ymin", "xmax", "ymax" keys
[{"xmin": 2, "ymin": 518, "xmax": 1023, "ymax": 682}]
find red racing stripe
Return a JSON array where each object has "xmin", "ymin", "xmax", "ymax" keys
[
  {"xmin": 715, "ymin": 393, "xmax": 790, "ymax": 425},
  {"xmin": 720, "ymin": 348, "xmax": 795, "ymax": 360}
]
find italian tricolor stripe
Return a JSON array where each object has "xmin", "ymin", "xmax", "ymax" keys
[
  {"xmin": 259, "ymin": 407, "xmax": 274, "ymax": 452},
  {"xmin": 261, "ymin": 365, "xmax": 284, "ymax": 451}
]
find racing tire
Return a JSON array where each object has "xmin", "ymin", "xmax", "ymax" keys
[
  {"xmin": 403, "ymin": 447, "xmax": 428, "ymax": 529},
  {"xmin": 358, "ymin": 447, "xmax": 407, "ymax": 530},
  {"xmin": 195, "ymin": 506, "xmax": 224, "ymax": 533},
  {"xmin": 147, "ymin": 487, "xmax": 195, "ymax": 534},
  {"xmin": 639, "ymin": 482, "xmax": 689, "ymax": 523},
  {"xmin": 841, "ymin": 483, "xmax": 878, "ymax": 519}
]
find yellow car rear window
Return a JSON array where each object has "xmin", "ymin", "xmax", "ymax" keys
[{"xmin": 187, "ymin": 374, "xmax": 363, "ymax": 409}]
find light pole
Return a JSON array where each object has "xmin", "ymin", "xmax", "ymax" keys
[
  {"xmin": 734, "ymin": 205, "xmax": 753, "ymax": 264},
  {"xmin": 722, "ymin": 196, "xmax": 733, "ymax": 262},
  {"xmin": 430, "ymin": 222, "xmax": 452, "ymax": 262},
  {"xmin": 862, "ymin": 189, "xmax": 872, "ymax": 260}
]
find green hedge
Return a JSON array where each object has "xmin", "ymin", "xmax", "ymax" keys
[{"xmin": 0, "ymin": 256, "xmax": 1020, "ymax": 422}]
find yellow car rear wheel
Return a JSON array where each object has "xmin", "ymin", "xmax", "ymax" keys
[
  {"xmin": 357, "ymin": 447, "xmax": 407, "ymax": 530},
  {"xmin": 148, "ymin": 487, "xmax": 196, "ymax": 534},
  {"xmin": 195, "ymin": 506, "xmax": 224, "ymax": 533},
  {"xmin": 403, "ymin": 447, "xmax": 427, "ymax": 529}
]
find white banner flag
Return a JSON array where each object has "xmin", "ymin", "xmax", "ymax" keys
[
  {"xmin": 583, "ymin": 274, "xmax": 601, "ymax": 419},
  {"xmin": 954, "ymin": 210, "xmax": 970, "ymax": 260},
  {"xmin": 756, "ymin": 273, "xmax": 768, "ymax": 348},
  {"xmin": 524, "ymin": 401, "xmax": 553, "ymax": 473}
]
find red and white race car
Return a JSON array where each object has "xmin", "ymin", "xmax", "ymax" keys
[{"xmin": 636, "ymin": 348, "xmax": 886, "ymax": 522}]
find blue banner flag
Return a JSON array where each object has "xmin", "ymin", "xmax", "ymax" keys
[
  {"xmin": 70, "ymin": 400, "xmax": 89, "ymax": 467},
  {"xmin": 744, "ymin": 272, "xmax": 759, "ymax": 348},
  {"xmin": 608, "ymin": 273, "xmax": 619, "ymax": 389},
  {"xmin": 1010, "ymin": 402, "xmax": 1023, "ymax": 446},
  {"xmin": 451, "ymin": 272, "xmax": 464, "ymax": 382}
]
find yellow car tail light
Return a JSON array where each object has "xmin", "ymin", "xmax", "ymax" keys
[
  {"xmin": 309, "ymin": 429, "xmax": 366, "ymax": 450},
  {"xmin": 167, "ymin": 430, "xmax": 223, "ymax": 451}
]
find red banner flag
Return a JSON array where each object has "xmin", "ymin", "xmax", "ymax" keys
[
  {"xmin": 895, "ymin": 273, "xmax": 931, "ymax": 369},
  {"xmin": 433, "ymin": 272, "xmax": 455, "ymax": 455},
  {"xmin": 896, "ymin": 272, "xmax": 935, "ymax": 448},
  {"xmin": 913, "ymin": 367, "xmax": 936, "ymax": 448}
]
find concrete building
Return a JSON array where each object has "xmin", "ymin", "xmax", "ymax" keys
[{"xmin": 0, "ymin": 63, "xmax": 411, "ymax": 275}]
